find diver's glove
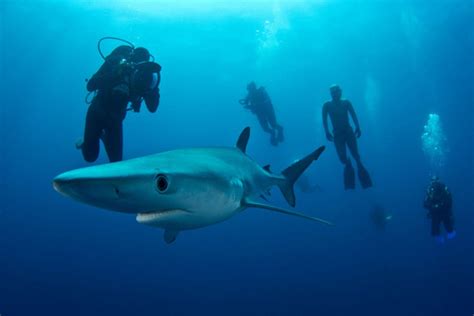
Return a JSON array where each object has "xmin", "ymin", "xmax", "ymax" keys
[
  {"xmin": 239, "ymin": 99, "xmax": 248, "ymax": 106},
  {"xmin": 326, "ymin": 132, "xmax": 334, "ymax": 142},
  {"xmin": 435, "ymin": 235, "xmax": 445, "ymax": 244},
  {"xmin": 355, "ymin": 127, "xmax": 362, "ymax": 138},
  {"xmin": 131, "ymin": 99, "xmax": 141, "ymax": 113}
]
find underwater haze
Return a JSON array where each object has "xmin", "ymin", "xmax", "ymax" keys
[{"xmin": 1, "ymin": 1, "xmax": 473, "ymax": 315}]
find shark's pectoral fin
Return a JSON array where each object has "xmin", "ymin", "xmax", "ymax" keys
[
  {"xmin": 236, "ymin": 127, "xmax": 251, "ymax": 153},
  {"xmin": 164, "ymin": 230, "xmax": 179, "ymax": 244},
  {"xmin": 243, "ymin": 199, "xmax": 334, "ymax": 226}
]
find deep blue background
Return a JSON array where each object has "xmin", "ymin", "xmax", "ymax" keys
[{"xmin": 1, "ymin": 1, "xmax": 473, "ymax": 315}]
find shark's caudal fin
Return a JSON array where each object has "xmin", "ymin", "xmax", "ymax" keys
[
  {"xmin": 277, "ymin": 146, "xmax": 325, "ymax": 207},
  {"xmin": 243, "ymin": 199, "xmax": 333, "ymax": 226},
  {"xmin": 236, "ymin": 127, "xmax": 251, "ymax": 153}
]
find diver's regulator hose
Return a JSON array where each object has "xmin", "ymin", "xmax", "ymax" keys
[{"xmin": 97, "ymin": 36, "xmax": 135, "ymax": 60}]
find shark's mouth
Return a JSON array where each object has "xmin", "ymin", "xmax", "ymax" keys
[{"xmin": 136, "ymin": 209, "xmax": 189, "ymax": 225}]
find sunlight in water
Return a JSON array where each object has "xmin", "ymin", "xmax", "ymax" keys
[
  {"xmin": 69, "ymin": 0, "xmax": 328, "ymax": 17},
  {"xmin": 421, "ymin": 113, "xmax": 448, "ymax": 173}
]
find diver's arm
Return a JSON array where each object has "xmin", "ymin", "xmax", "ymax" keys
[
  {"xmin": 322, "ymin": 103, "xmax": 329, "ymax": 133},
  {"xmin": 261, "ymin": 88, "xmax": 272, "ymax": 104},
  {"xmin": 347, "ymin": 101, "xmax": 361, "ymax": 137},
  {"xmin": 446, "ymin": 189, "xmax": 453, "ymax": 210},
  {"xmin": 347, "ymin": 101, "xmax": 360, "ymax": 130},
  {"xmin": 239, "ymin": 94, "xmax": 250, "ymax": 107},
  {"xmin": 130, "ymin": 97, "xmax": 142, "ymax": 113},
  {"xmin": 87, "ymin": 56, "xmax": 122, "ymax": 92},
  {"xmin": 423, "ymin": 196, "xmax": 430, "ymax": 209},
  {"xmin": 423, "ymin": 194, "xmax": 433, "ymax": 218},
  {"xmin": 322, "ymin": 103, "xmax": 333, "ymax": 141}
]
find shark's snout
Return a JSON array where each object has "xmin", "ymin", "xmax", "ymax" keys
[
  {"xmin": 53, "ymin": 174, "xmax": 76, "ymax": 195},
  {"xmin": 53, "ymin": 171, "xmax": 127, "ymax": 210},
  {"xmin": 52, "ymin": 177, "xmax": 63, "ymax": 194},
  {"xmin": 53, "ymin": 167, "xmax": 162, "ymax": 214}
]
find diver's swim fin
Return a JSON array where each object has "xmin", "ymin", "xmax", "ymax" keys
[
  {"xmin": 277, "ymin": 126, "xmax": 285, "ymax": 143},
  {"xmin": 344, "ymin": 163, "xmax": 355, "ymax": 190},
  {"xmin": 270, "ymin": 133, "xmax": 278, "ymax": 146},
  {"xmin": 357, "ymin": 164, "xmax": 373, "ymax": 189}
]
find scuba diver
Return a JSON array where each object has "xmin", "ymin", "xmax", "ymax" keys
[
  {"xmin": 322, "ymin": 84, "xmax": 372, "ymax": 190},
  {"xmin": 370, "ymin": 205, "xmax": 392, "ymax": 230},
  {"xmin": 239, "ymin": 82, "xmax": 284, "ymax": 146},
  {"xmin": 296, "ymin": 174, "xmax": 322, "ymax": 194},
  {"xmin": 423, "ymin": 176, "xmax": 456, "ymax": 243},
  {"xmin": 77, "ymin": 38, "xmax": 161, "ymax": 163}
]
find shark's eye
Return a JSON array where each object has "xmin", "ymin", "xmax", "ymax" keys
[{"xmin": 155, "ymin": 174, "xmax": 169, "ymax": 193}]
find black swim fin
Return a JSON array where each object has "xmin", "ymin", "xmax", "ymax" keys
[
  {"xmin": 270, "ymin": 133, "xmax": 278, "ymax": 146},
  {"xmin": 277, "ymin": 127, "xmax": 285, "ymax": 143},
  {"xmin": 357, "ymin": 164, "xmax": 373, "ymax": 189},
  {"xmin": 344, "ymin": 163, "xmax": 355, "ymax": 190}
]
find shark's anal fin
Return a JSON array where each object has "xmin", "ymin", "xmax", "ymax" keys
[
  {"xmin": 164, "ymin": 230, "xmax": 179, "ymax": 244},
  {"xmin": 236, "ymin": 127, "xmax": 251, "ymax": 153},
  {"xmin": 243, "ymin": 199, "xmax": 334, "ymax": 226}
]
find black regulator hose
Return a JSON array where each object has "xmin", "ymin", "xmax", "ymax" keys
[{"xmin": 97, "ymin": 36, "xmax": 135, "ymax": 60}]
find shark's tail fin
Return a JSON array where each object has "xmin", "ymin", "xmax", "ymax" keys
[{"xmin": 277, "ymin": 146, "xmax": 325, "ymax": 207}]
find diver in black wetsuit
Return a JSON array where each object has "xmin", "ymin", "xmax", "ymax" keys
[
  {"xmin": 296, "ymin": 174, "xmax": 322, "ymax": 194},
  {"xmin": 322, "ymin": 85, "xmax": 372, "ymax": 189},
  {"xmin": 239, "ymin": 82, "xmax": 284, "ymax": 146},
  {"xmin": 78, "ymin": 45, "xmax": 161, "ymax": 162},
  {"xmin": 423, "ymin": 176, "xmax": 456, "ymax": 243},
  {"xmin": 370, "ymin": 205, "xmax": 392, "ymax": 230}
]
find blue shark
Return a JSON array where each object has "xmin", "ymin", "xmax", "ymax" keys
[{"xmin": 53, "ymin": 127, "xmax": 332, "ymax": 243}]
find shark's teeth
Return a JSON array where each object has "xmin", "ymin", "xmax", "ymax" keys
[{"xmin": 136, "ymin": 210, "xmax": 183, "ymax": 224}]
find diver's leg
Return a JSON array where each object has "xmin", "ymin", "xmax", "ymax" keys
[
  {"xmin": 81, "ymin": 104, "xmax": 103, "ymax": 162},
  {"xmin": 346, "ymin": 130, "xmax": 361, "ymax": 163},
  {"xmin": 257, "ymin": 114, "xmax": 273, "ymax": 134},
  {"xmin": 103, "ymin": 117, "xmax": 123, "ymax": 162},
  {"xmin": 348, "ymin": 131, "xmax": 372, "ymax": 188},
  {"xmin": 266, "ymin": 105, "xmax": 284, "ymax": 142},
  {"xmin": 334, "ymin": 134, "xmax": 348, "ymax": 165},
  {"xmin": 443, "ymin": 210, "xmax": 456, "ymax": 239},
  {"xmin": 431, "ymin": 215, "xmax": 444, "ymax": 243},
  {"xmin": 257, "ymin": 115, "xmax": 277, "ymax": 145},
  {"xmin": 334, "ymin": 134, "xmax": 354, "ymax": 189}
]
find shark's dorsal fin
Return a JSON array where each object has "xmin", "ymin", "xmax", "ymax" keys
[
  {"xmin": 236, "ymin": 127, "xmax": 251, "ymax": 153},
  {"xmin": 242, "ymin": 199, "xmax": 334, "ymax": 226},
  {"xmin": 164, "ymin": 230, "xmax": 179, "ymax": 244},
  {"xmin": 263, "ymin": 164, "xmax": 272, "ymax": 173}
]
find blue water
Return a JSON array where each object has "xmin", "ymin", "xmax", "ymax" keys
[{"xmin": 1, "ymin": 1, "xmax": 473, "ymax": 315}]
